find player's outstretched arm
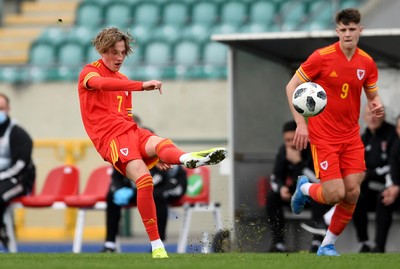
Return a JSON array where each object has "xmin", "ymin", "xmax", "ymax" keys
[{"xmin": 143, "ymin": 80, "xmax": 162, "ymax": 94}]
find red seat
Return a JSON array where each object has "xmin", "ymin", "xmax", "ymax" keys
[
  {"xmin": 69, "ymin": 165, "xmax": 113, "ymax": 253},
  {"xmin": 21, "ymin": 165, "xmax": 80, "ymax": 207},
  {"xmin": 64, "ymin": 165, "xmax": 112, "ymax": 207},
  {"xmin": 257, "ymin": 176, "xmax": 270, "ymax": 207}
]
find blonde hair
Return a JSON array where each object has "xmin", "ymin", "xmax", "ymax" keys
[{"xmin": 92, "ymin": 27, "xmax": 134, "ymax": 55}]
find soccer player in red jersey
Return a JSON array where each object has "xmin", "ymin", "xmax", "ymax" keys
[
  {"xmin": 77, "ymin": 27, "xmax": 227, "ymax": 258},
  {"xmin": 285, "ymin": 9, "xmax": 384, "ymax": 256}
]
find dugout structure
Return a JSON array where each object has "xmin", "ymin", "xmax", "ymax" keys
[{"xmin": 213, "ymin": 29, "xmax": 400, "ymax": 252}]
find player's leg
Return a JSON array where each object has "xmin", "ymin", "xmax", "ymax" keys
[
  {"xmin": 266, "ymin": 189, "xmax": 288, "ymax": 252},
  {"xmin": 145, "ymin": 135, "xmax": 227, "ymax": 168},
  {"xmin": 0, "ymin": 180, "xmax": 26, "ymax": 251},
  {"xmin": 374, "ymin": 199, "xmax": 394, "ymax": 253},
  {"xmin": 154, "ymin": 194, "xmax": 168, "ymax": 242},
  {"xmin": 352, "ymin": 185, "xmax": 374, "ymax": 253},
  {"xmin": 304, "ymin": 201, "xmax": 329, "ymax": 253},
  {"xmin": 318, "ymin": 140, "xmax": 366, "ymax": 255},
  {"xmin": 102, "ymin": 189, "xmax": 122, "ymax": 252},
  {"xmin": 318, "ymin": 172, "xmax": 362, "ymax": 256},
  {"xmin": 125, "ymin": 159, "xmax": 168, "ymax": 258}
]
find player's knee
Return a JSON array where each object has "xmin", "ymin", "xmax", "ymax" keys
[
  {"xmin": 345, "ymin": 186, "xmax": 360, "ymax": 203},
  {"xmin": 324, "ymin": 188, "xmax": 345, "ymax": 205}
]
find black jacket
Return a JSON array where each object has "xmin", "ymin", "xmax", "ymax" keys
[
  {"xmin": 270, "ymin": 144, "xmax": 314, "ymax": 194},
  {"xmin": 361, "ymin": 122, "xmax": 397, "ymax": 188},
  {"xmin": 0, "ymin": 118, "xmax": 35, "ymax": 191},
  {"xmin": 389, "ymin": 137, "xmax": 400, "ymax": 186}
]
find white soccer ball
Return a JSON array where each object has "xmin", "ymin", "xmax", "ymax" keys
[{"xmin": 292, "ymin": 82, "xmax": 327, "ymax": 117}]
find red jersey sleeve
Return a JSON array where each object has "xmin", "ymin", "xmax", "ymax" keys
[
  {"xmin": 296, "ymin": 50, "xmax": 323, "ymax": 82},
  {"xmin": 364, "ymin": 57, "xmax": 378, "ymax": 92},
  {"xmin": 87, "ymin": 75, "xmax": 143, "ymax": 91},
  {"xmin": 79, "ymin": 63, "xmax": 144, "ymax": 92}
]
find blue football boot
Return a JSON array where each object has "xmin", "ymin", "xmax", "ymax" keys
[
  {"xmin": 290, "ymin": 175, "xmax": 310, "ymax": 214},
  {"xmin": 317, "ymin": 244, "xmax": 340, "ymax": 256}
]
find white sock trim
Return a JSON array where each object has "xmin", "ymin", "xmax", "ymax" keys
[
  {"xmin": 151, "ymin": 239, "xmax": 164, "ymax": 251},
  {"xmin": 300, "ymin": 182, "xmax": 312, "ymax": 196}
]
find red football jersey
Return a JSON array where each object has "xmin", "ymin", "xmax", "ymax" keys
[
  {"xmin": 296, "ymin": 42, "xmax": 378, "ymax": 144},
  {"xmin": 78, "ymin": 59, "xmax": 141, "ymax": 157}
]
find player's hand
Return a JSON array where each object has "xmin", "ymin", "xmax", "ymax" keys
[
  {"xmin": 142, "ymin": 80, "xmax": 162, "ymax": 94},
  {"xmin": 368, "ymin": 96, "xmax": 384, "ymax": 118},
  {"xmin": 293, "ymin": 121, "xmax": 309, "ymax": 150},
  {"xmin": 113, "ymin": 187, "xmax": 134, "ymax": 206},
  {"xmin": 370, "ymin": 104, "xmax": 384, "ymax": 118},
  {"xmin": 156, "ymin": 161, "xmax": 172, "ymax": 171},
  {"xmin": 381, "ymin": 185, "xmax": 400, "ymax": 206},
  {"xmin": 280, "ymin": 186, "xmax": 291, "ymax": 202}
]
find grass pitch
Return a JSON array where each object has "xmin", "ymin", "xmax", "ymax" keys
[{"xmin": 0, "ymin": 253, "xmax": 399, "ymax": 269}]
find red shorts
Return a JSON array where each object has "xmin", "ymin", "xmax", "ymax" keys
[
  {"xmin": 310, "ymin": 137, "xmax": 365, "ymax": 182},
  {"xmin": 104, "ymin": 127, "xmax": 159, "ymax": 176}
]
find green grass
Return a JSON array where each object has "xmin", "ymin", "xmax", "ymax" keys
[{"xmin": 1, "ymin": 253, "xmax": 400, "ymax": 269}]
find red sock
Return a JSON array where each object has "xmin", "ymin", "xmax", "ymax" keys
[
  {"xmin": 136, "ymin": 174, "xmax": 159, "ymax": 241},
  {"xmin": 329, "ymin": 200, "xmax": 356, "ymax": 235},
  {"xmin": 155, "ymin": 139, "xmax": 185, "ymax": 164},
  {"xmin": 309, "ymin": 183, "xmax": 327, "ymax": 204}
]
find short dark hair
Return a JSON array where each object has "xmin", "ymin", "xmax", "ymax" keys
[
  {"xmin": 335, "ymin": 8, "xmax": 361, "ymax": 25},
  {"xmin": 282, "ymin": 120, "xmax": 297, "ymax": 133}
]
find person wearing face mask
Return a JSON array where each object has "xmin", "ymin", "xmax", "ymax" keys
[{"xmin": 0, "ymin": 93, "xmax": 36, "ymax": 251}]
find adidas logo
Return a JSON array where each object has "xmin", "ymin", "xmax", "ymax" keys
[
  {"xmin": 329, "ymin": 71, "xmax": 338, "ymax": 77},
  {"xmin": 146, "ymin": 219, "xmax": 156, "ymax": 224}
]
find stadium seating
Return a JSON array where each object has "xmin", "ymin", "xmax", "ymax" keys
[
  {"xmin": 203, "ymin": 41, "xmax": 228, "ymax": 66},
  {"xmin": 55, "ymin": 41, "xmax": 86, "ymax": 81},
  {"xmin": 174, "ymin": 39, "xmax": 201, "ymax": 66},
  {"xmin": 162, "ymin": 1, "xmax": 189, "ymax": 26},
  {"xmin": 219, "ymin": 0, "xmax": 248, "ymax": 27},
  {"xmin": 280, "ymin": 0, "xmax": 308, "ymax": 31},
  {"xmin": 36, "ymin": 27, "xmax": 68, "ymax": 47},
  {"xmin": 200, "ymin": 41, "xmax": 228, "ymax": 79},
  {"xmin": 21, "ymin": 165, "xmax": 80, "ymax": 207},
  {"xmin": 143, "ymin": 39, "xmax": 171, "ymax": 66},
  {"xmin": 67, "ymin": 26, "xmax": 98, "ymax": 46},
  {"xmin": 309, "ymin": 0, "xmax": 333, "ymax": 23},
  {"xmin": 4, "ymin": 0, "xmax": 366, "ymax": 83},
  {"xmin": 132, "ymin": 1, "xmax": 161, "ymax": 28},
  {"xmin": 57, "ymin": 41, "xmax": 86, "ymax": 67},
  {"xmin": 190, "ymin": 1, "xmax": 219, "ymax": 26},
  {"xmin": 104, "ymin": 1, "xmax": 132, "ymax": 29},
  {"xmin": 240, "ymin": 1, "xmax": 275, "ymax": 33},
  {"xmin": 2, "ymin": 165, "xmax": 80, "ymax": 252},
  {"xmin": 64, "ymin": 165, "xmax": 113, "ymax": 253},
  {"xmin": 75, "ymin": 1, "xmax": 104, "ymax": 29},
  {"xmin": 29, "ymin": 41, "xmax": 57, "ymax": 67}
]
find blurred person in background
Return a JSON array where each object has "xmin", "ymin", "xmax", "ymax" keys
[
  {"xmin": 0, "ymin": 93, "xmax": 35, "ymax": 251},
  {"xmin": 266, "ymin": 120, "xmax": 330, "ymax": 253},
  {"xmin": 78, "ymin": 27, "xmax": 227, "ymax": 258},
  {"xmin": 352, "ymin": 105, "xmax": 397, "ymax": 252},
  {"xmin": 371, "ymin": 114, "xmax": 400, "ymax": 252}
]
